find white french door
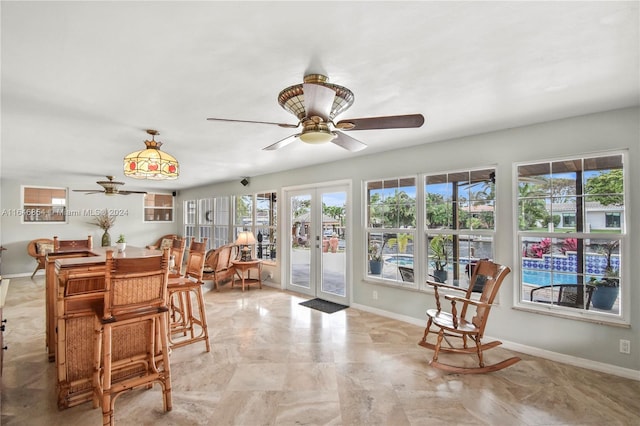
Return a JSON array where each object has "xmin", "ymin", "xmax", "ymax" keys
[{"xmin": 285, "ymin": 184, "xmax": 349, "ymax": 305}]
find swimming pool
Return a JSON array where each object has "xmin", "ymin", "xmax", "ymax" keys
[
  {"xmin": 383, "ymin": 254, "xmax": 414, "ymax": 267},
  {"xmin": 522, "ymin": 270, "xmax": 578, "ymax": 286}
]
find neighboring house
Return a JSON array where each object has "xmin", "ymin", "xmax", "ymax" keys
[{"xmin": 552, "ymin": 201, "xmax": 624, "ymax": 231}]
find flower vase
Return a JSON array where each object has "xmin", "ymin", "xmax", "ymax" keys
[{"xmin": 102, "ymin": 230, "xmax": 111, "ymax": 247}]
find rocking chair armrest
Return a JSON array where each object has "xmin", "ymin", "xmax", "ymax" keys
[
  {"xmin": 444, "ymin": 294, "xmax": 491, "ymax": 308},
  {"xmin": 426, "ymin": 280, "xmax": 467, "ymax": 293}
]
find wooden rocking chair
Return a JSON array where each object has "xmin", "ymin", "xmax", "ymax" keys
[{"xmin": 418, "ymin": 260, "xmax": 520, "ymax": 374}]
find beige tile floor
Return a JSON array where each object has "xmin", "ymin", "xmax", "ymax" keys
[{"xmin": 2, "ymin": 276, "xmax": 639, "ymax": 425}]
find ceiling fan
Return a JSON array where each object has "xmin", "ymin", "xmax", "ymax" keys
[
  {"xmin": 73, "ymin": 176, "xmax": 147, "ymax": 196},
  {"xmin": 207, "ymin": 74, "xmax": 425, "ymax": 152}
]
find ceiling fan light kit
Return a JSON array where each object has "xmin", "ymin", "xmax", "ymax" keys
[
  {"xmin": 123, "ymin": 129, "xmax": 179, "ymax": 180},
  {"xmin": 207, "ymin": 73, "xmax": 424, "ymax": 152},
  {"xmin": 299, "ymin": 119, "xmax": 336, "ymax": 144}
]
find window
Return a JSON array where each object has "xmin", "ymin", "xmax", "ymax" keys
[
  {"xmin": 198, "ymin": 198, "xmax": 213, "ymax": 250},
  {"xmin": 144, "ymin": 193, "xmax": 174, "ymax": 222},
  {"xmin": 183, "ymin": 200, "xmax": 196, "ymax": 243},
  {"xmin": 21, "ymin": 186, "xmax": 67, "ymax": 223},
  {"xmin": 562, "ymin": 213, "xmax": 576, "ymax": 228},
  {"xmin": 212, "ymin": 196, "xmax": 231, "ymax": 248},
  {"xmin": 365, "ymin": 177, "xmax": 417, "ymax": 284},
  {"xmin": 425, "ymin": 169, "xmax": 496, "ymax": 290},
  {"xmin": 233, "ymin": 192, "xmax": 277, "ymax": 263},
  {"xmin": 517, "ymin": 153, "xmax": 625, "ymax": 320},
  {"xmin": 255, "ymin": 193, "xmax": 277, "ymax": 261},
  {"xmin": 365, "ymin": 170, "xmax": 496, "ymax": 288},
  {"xmin": 183, "ymin": 197, "xmax": 231, "ymax": 250},
  {"xmin": 605, "ymin": 212, "xmax": 621, "ymax": 228}
]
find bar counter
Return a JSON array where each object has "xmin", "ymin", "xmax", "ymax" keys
[{"xmin": 48, "ymin": 246, "xmax": 161, "ymax": 409}]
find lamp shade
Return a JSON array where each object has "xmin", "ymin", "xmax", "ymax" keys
[
  {"xmin": 235, "ymin": 231, "xmax": 256, "ymax": 246},
  {"xmin": 124, "ymin": 130, "xmax": 179, "ymax": 180}
]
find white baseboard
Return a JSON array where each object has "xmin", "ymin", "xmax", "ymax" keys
[
  {"xmin": 351, "ymin": 302, "xmax": 640, "ymax": 381},
  {"xmin": 1, "ymin": 272, "xmax": 35, "ymax": 279}
]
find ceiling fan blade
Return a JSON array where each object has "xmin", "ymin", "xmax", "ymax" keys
[
  {"xmin": 119, "ymin": 190, "xmax": 148, "ymax": 195},
  {"xmin": 336, "ymin": 114, "xmax": 425, "ymax": 131},
  {"xmin": 72, "ymin": 190, "xmax": 103, "ymax": 194},
  {"xmin": 303, "ymin": 83, "xmax": 335, "ymax": 118},
  {"xmin": 207, "ymin": 117, "xmax": 298, "ymax": 128},
  {"xmin": 262, "ymin": 134, "xmax": 300, "ymax": 151},
  {"xmin": 332, "ymin": 131, "xmax": 368, "ymax": 152}
]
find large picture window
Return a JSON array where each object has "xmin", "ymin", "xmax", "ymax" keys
[
  {"xmin": 233, "ymin": 192, "xmax": 277, "ymax": 263},
  {"xmin": 425, "ymin": 169, "xmax": 496, "ymax": 290},
  {"xmin": 365, "ymin": 169, "xmax": 496, "ymax": 289},
  {"xmin": 183, "ymin": 197, "xmax": 231, "ymax": 250},
  {"xmin": 516, "ymin": 153, "xmax": 625, "ymax": 320},
  {"xmin": 365, "ymin": 177, "xmax": 417, "ymax": 285}
]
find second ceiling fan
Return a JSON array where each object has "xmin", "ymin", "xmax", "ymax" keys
[
  {"xmin": 207, "ymin": 74, "xmax": 425, "ymax": 152},
  {"xmin": 73, "ymin": 176, "xmax": 147, "ymax": 196}
]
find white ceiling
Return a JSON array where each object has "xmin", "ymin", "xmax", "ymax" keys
[{"xmin": 2, "ymin": 1, "xmax": 638, "ymax": 193}]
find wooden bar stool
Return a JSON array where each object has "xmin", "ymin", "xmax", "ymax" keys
[
  {"xmin": 92, "ymin": 249, "xmax": 172, "ymax": 426},
  {"xmin": 167, "ymin": 238, "xmax": 210, "ymax": 352},
  {"xmin": 169, "ymin": 237, "xmax": 186, "ymax": 276}
]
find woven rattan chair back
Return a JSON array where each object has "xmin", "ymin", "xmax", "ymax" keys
[
  {"xmin": 93, "ymin": 249, "xmax": 172, "ymax": 426},
  {"xmin": 169, "ymin": 237, "xmax": 187, "ymax": 275},
  {"xmin": 167, "ymin": 238, "xmax": 210, "ymax": 352}
]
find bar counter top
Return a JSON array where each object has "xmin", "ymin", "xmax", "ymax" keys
[{"xmin": 54, "ymin": 246, "xmax": 162, "ymax": 268}]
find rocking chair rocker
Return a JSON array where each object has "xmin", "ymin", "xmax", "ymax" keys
[{"xmin": 418, "ymin": 260, "xmax": 520, "ymax": 374}]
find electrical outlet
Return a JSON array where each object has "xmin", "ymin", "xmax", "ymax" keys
[
  {"xmin": 373, "ymin": 290, "xmax": 378, "ymax": 300},
  {"xmin": 619, "ymin": 339, "xmax": 631, "ymax": 354},
  {"xmin": 268, "ymin": 271, "xmax": 274, "ymax": 279}
]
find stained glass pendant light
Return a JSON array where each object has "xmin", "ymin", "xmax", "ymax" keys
[{"xmin": 124, "ymin": 129, "xmax": 179, "ymax": 180}]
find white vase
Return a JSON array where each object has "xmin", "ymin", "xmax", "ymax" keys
[{"xmin": 116, "ymin": 242, "xmax": 126, "ymax": 252}]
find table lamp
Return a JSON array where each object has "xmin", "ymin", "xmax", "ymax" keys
[{"xmin": 235, "ymin": 231, "xmax": 256, "ymax": 261}]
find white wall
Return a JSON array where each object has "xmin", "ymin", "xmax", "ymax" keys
[
  {"xmin": 1, "ymin": 107, "xmax": 638, "ymax": 373},
  {"xmin": 0, "ymin": 179, "xmax": 178, "ymax": 275},
  {"xmin": 178, "ymin": 107, "xmax": 640, "ymax": 372}
]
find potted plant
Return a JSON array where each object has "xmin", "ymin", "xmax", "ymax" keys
[
  {"xmin": 92, "ymin": 209, "xmax": 116, "ymax": 247},
  {"xmin": 430, "ymin": 235, "xmax": 452, "ymax": 283},
  {"xmin": 589, "ymin": 240, "xmax": 620, "ymax": 310},
  {"xmin": 368, "ymin": 239, "xmax": 385, "ymax": 275},
  {"xmin": 116, "ymin": 234, "xmax": 126, "ymax": 252}
]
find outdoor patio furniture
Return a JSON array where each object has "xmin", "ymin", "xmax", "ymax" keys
[{"xmin": 530, "ymin": 284, "xmax": 596, "ymax": 309}]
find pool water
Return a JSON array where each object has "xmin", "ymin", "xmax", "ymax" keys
[
  {"xmin": 383, "ymin": 254, "xmax": 414, "ymax": 267},
  {"xmin": 522, "ymin": 270, "xmax": 578, "ymax": 286}
]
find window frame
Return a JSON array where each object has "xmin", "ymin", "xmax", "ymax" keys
[
  {"xmin": 513, "ymin": 151, "xmax": 628, "ymax": 325},
  {"xmin": 233, "ymin": 191, "xmax": 278, "ymax": 264},
  {"xmin": 363, "ymin": 167, "xmax": 496, "ymax": 292},
  {"xmin": 424, "ymin": 168, "xmax": 497, "ymax": 292},
  {"xmin": 364, "ymin": 176, "xmax": 418, "ymax": 288}
]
